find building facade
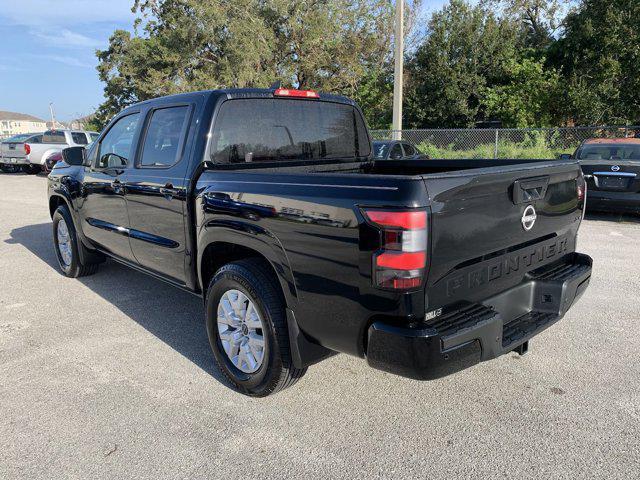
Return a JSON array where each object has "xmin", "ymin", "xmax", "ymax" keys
[{"xmin": 0, "ymin": 111, "xmax": 47, "ymax": 138}]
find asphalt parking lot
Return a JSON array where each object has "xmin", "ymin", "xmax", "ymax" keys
[{"xmin": 1, "ymin": 173, "xmax": 639, "ymax": 479}]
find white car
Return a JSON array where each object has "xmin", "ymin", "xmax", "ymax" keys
[{"xmin": 0, "ymin": 129, "xmax": 99, "ymax": 174}]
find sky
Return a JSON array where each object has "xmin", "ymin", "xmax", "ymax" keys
[{"xmin": 0, "ymin": 0, "xmax": 448, "ymax": 122}]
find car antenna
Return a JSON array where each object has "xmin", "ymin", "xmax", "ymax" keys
[{"xmin": 269, "ymin": 81, "xmax": 281, "ymax": 90}]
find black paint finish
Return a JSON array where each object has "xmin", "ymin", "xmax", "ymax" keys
[{"xmin": 47, "ymin": 88, "xmax": 592, "ymax": 378}]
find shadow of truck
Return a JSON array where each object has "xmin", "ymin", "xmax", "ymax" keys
[{"xmin": 6, "ymin": 222, "xmax": 230, "ymax": 385}]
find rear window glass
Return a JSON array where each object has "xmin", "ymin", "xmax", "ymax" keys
[
  {"xmin": 43, "ymin": 131, "xmax": 67, "ymax": 144},
  {"xmin": 577, "ymin": 144, "xmax": 640, "ymax": 160},
  {"xmin": 210, "ymin": 98, "xmax": 371, "ymax": 163},
  {"xmin": 28, "ymin": 135, "xmax": 43, "ymax": 144},
  {"xmin": 71, "ymin": 132, "xmax": 89, "ymax": 145}
]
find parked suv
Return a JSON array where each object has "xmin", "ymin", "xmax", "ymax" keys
[{"xmin": 0, "ymin": 129, "xmax": 99, "ymax": 174}]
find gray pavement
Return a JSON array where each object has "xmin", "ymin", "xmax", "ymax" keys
[{"xmin": 0, "ymin": 173, "xmax": 639, "ymax": 479}]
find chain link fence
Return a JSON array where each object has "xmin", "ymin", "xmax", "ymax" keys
[{"xmin": 370, "ymin": 126, "xmax": 640, "ymax": 159}]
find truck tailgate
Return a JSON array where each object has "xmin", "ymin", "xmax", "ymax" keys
[
  {"xmin": 1, "ymin": 142, "xmax": 26, "ymax": 162},
  {"xmin": 422, "ymin": 161, "xmax": 584, "ymax": 310}
]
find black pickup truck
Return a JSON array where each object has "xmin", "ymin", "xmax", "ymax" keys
[{"xmin": 48, "ymin": 88, "xmax": 592, "ymax": 396}]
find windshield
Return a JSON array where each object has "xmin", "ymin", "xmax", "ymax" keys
[
  {"xmin": 2, "ymin": 133, "xmax": 33, "ymax": 143},
  {"xmin": 577, "ymin": 144, "xmax": 640, "ymax": 160},
  {"xmin": 372, "ymin": 141, "xmax": 390, "ymax": 159},
  {"xmin": 210, "ymin": 98, "xmax": 371, "ymax": 163}
]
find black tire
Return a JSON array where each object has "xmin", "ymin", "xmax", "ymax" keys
[
  {"xmin": 52, "ymin": 205, "xmax": 99, "ymax": 278},
  {"xmin": 1, "ymin": 164, "xmax": 21, "ymax": 173},
  {"xmin": 23, "ymin": 164, "xmax": 42, "ymax": 175},
  {"xmin": 205, "ymin": 259, "xmax": 307, "ymax": 396}
]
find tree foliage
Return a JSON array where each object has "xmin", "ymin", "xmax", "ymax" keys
[
  {"xmin": 550, "ymin": 0, "xmax": 640, "ymax": 125},
  {"xmin": 404, "ymin": 0, "xmax": 521, "ymax": 127},
  {"xmin": 483, "ymin": 0, "xmax": 569, "ymax": 48},
  {"xmin": 483, "ymin": 56, "xmax": 561, "ymax": 127},
  {"xmin": 94, "ymin": 0, "xmax": 640, "ymax": 129},
  {"xmin": 95, "ymin": 0, "xmax": 396, "ymax": 128}
]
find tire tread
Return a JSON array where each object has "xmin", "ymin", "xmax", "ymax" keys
[{"xmin": 207, "ymin": 258, "xmax": 306, "ymax": 396}]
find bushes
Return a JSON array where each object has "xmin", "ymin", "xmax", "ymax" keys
[{"xmin": 417, "ymin": 131, "xmax": 575, "ymax": 159}]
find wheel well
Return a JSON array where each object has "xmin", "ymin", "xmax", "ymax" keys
[
  {"xmin": 200, "ymin": 242, "xmax": 284, "ymax": 300},
  {"xmin": 49, "ymin": 195, "xmax": 65, "ymax": 218}
]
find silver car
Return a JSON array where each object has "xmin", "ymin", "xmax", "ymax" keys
[{"xmin": 0, "ymin": 129, "xmax": 99, "ymax": 174}]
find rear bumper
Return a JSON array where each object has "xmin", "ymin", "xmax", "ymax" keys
[
  {"xmin": 0, "ymin": 157, "xmax": 30, "ymax": 165},
  {"xmin": 366, "ymin": 252, "xmax": 592, "ymax": 380},
  {"xmin": 586, "ymin": 191, "xmax": 640, "ymax": 213}
]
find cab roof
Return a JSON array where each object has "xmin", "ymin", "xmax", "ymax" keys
[{"xmin": 130, "ymin": 88, "xmax": 355, "ymax": 108}]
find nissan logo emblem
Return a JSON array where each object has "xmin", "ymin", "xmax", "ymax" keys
[
  {"xmin": 611, "ymin": 165, "xmax": 620, "ymax": 172},
  {"xmin": 522, "ymin": 205, "xmax": 537, "ymax": 231}
]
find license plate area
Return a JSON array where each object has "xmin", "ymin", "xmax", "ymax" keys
[{"xmin": 597, "ymin": 176, "xmax": 631, "ymax": 191}]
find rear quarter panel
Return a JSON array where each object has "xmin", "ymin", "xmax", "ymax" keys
[{"xmin": 195, "ymin": 170, "xmax": 429, "ymax": 356}]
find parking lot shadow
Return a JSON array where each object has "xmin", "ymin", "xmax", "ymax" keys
[{"xmin": 7, "ymin": 222, "xmax": 229, "ymax": 385}]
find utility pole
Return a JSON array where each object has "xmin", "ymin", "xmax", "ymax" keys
[
  {"xmin": 49, "ymin": 103, "xmax": 57, "ymax": 129},
  {"xmin": 392, "ymin": 0, "xmax": 404, "ymax": 140}
]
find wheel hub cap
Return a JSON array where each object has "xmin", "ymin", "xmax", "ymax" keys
[
  {"xmin": 216, "ymin": 289, "xmax": 265, "ymax": 373},
  {"xmin": 57, "ymin": 219, "xmax": 72, "ymax": 267}
]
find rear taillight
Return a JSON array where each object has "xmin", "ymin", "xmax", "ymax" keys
[
  {"xmin": 577, "ymin": 175, "xmax": 586, "ymax": 202},
  {"xmin": 24, "ymin": 144, "xmax": 31, "ymax": 155},
  {"xmin": 363, "ymin": 209, "xmax": 427, "ymax": 290}
]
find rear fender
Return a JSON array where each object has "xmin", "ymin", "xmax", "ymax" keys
[
  {"xmin": 38, "ymin": 148, "xmax": 62, "ymax": 165},
  {"xmin": 197, "ymin": 220, "xmax": 298, "ymax": 308}
]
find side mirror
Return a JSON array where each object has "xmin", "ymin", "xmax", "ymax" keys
[
  {"xmin": 558, "ymin": 153, "xmax": 572, "ymax": 160},
  {"xmin": 62, "ymin": 146, "xmax": 86, "ymax": 166}
]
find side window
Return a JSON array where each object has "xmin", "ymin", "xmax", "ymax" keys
[
  {"xmin": 96, "ymin": 113, "xmax": 140, "ymax": 169},
  {"xmin": 389, "ymin": 143, "xmax": 403, "ymax": 160},
  {"xmin": 139, "ymin": 106, "xmax": 189, "ymax": 167},
  {"xmin": 89, "ymin": 133, "xmax": 100, "ymax": 142},
  {"xmin": 71, "ymin": 132, "xmax": 88, "ymax": 145},
  {"xmin": 403, "ymin": 143, "xmax": 416, "ymax": 156}
]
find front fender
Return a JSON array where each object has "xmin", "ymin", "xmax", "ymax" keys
[{"xmin": 48, "ymin": 170, "xmax": 87, "ymax": 242}]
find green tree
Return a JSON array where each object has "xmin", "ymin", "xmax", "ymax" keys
[
  {"xmin": 550, "ymin": 0, "xmax": 640, "ymax": 125},
  {"xmin": 483, "ymin": 56, "xmax": 561, "ymax": 127},
  {"xmin": 405, "ymin": 0, "xmax": 521, "ymax": 127},
  {"xmin": 483, "ymin": 0, "xmax": 569, "ymax": 48},
  {"xmin": 95, "ymin": 0, "xmax": 396, "ymax": 128}
]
